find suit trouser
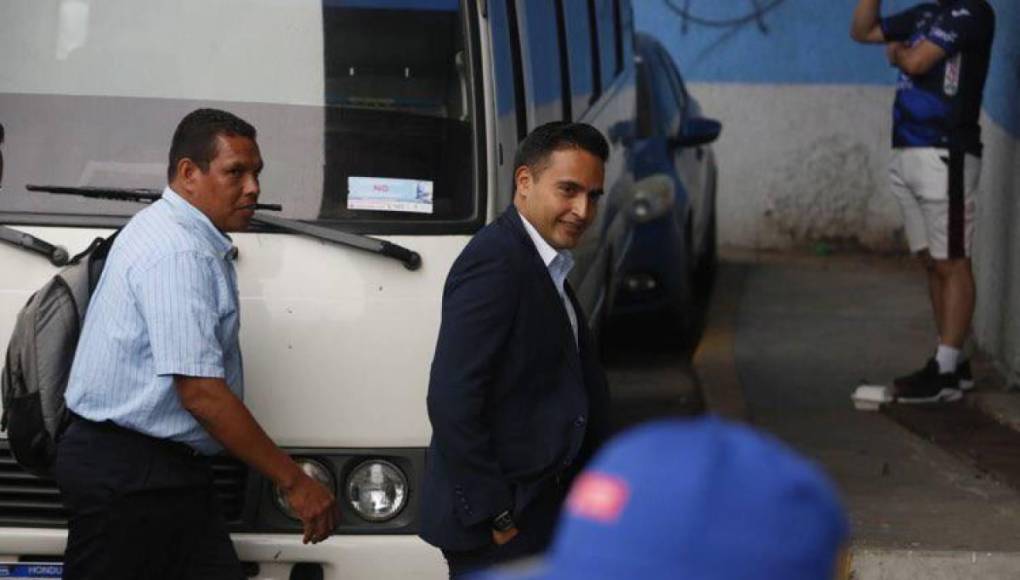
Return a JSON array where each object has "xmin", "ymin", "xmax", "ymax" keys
[
  {"xmin": 442, "ymin": 480, "xmax": 567, "ymax": 579},
  {"xmin": 53, "ymin": 415, "xmax": 244, "ymax": 580}
]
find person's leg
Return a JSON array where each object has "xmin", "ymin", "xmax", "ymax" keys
[
  {"xmin": 923, "ymin": 150, "xmax": 977, "ymax": 368},
  {"xmin": 443, "ymin": 484, "xmax": 566, "ymax": 578},
  {"xmin": 893, "ymin": 149, "xmax": 965, "ymax": 402},
  {"xmin": 56, "ymin": 437, "xmax": 122, "ymax": 580},
  {"xmin": 56, "ymin": 418, "xmax": 236, "ymax": 580},
  {"xmin": 921, "ymin": 250, "xmax": 945, "ymax": 340},
  {"xmin": 934, "ymin": 258, "xmax": 975, "ymax": 349},
  {"xmin": 55, "ymin": 421, "xmax": 150, "ymax": 580},
  {"xmin": 443, "ymin": 526, "xmax": 551, "ymax": 579},
  {"xmin": 443, "ymin": 543, "xmax": 500, "ymax": 579},
  {"xmin": 183, "ymin": 491, "xmax": 245, "ymax": 580},
  {"xmin": 889, "ymin": 151, "xmax": 930, "ymax": 260},
  {"xmin": 890, "ymin": 150, "xmax": 942, "ymax": 387}
]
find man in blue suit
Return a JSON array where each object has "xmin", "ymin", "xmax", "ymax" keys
[{"xmin": 421, "ymin": 122, "xmax": 613, "ymax": 578}]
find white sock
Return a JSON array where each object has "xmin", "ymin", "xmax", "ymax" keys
[{"xmin": 935, "ymin": 345, "xmax": 961, "ymax": 374}]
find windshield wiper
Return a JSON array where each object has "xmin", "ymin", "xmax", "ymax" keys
[
  {"xmin": 27, "ymin": 184, "xmax": 282, "ymax": 211},
  {"xmin": 0, "ymin": 224, "xmax": 71, "ymax": 266},
  {"xmin": 26, "ymin": 184, "xmax": 422, "ymax": 270}
]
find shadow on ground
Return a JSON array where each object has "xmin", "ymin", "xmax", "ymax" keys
[{"xmin": 601, "ymin": 309, "xmax": 707, "ymax": 434}]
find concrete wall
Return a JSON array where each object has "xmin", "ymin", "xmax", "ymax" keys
[
  {"xmin": 636, "ymin": 0, "xmax": 1020, "ymax": 381},
  {"xmin": 974, "ymin": 118, "xmax": 1020, "ymax": 385},
  {"xmin": 634, "ymin": 0, "xmax": 1017, "ymax": 250},
  {"xmin": 684, "ymin": 83, "xmax": 903, "ymax": 250}
]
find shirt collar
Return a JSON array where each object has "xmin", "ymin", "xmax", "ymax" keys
[
  {"xmin": 519, "ymin": 210, "xmax": 572, "ymax": 270},
  {"xmin": 162, "ymin": 186, "xmax": 236, "ymax": 260}
]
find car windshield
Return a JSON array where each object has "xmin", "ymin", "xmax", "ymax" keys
[{"xmin": 0, "ymin": 0, "xmax": 482, "ymax": 234}]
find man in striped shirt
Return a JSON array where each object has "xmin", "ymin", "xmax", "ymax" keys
[{"xmin": 55, "ymin": 109, "xmax": 337, "ymax": 579}]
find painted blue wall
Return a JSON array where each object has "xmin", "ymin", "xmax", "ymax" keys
[{"xmin": 635, "ymin": 0, "xmax": 1018, "ymax": 136}]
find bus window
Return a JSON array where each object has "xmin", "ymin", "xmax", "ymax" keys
[
  {"xmin": 0, "ymin": 0, "xmax": 484, "ymax": 235},
  {"xmin": 617, "ymin": 0, "xmax": 634, "ymax": 74},
  {"xmin": 593, "ymin": 0, "xmax": 619, "ymax": 92},
  {"xmin": 517, "ymin": 0, "xmax": 564, "ymax": 130},
  {"xmin": 487, "ymin": 0, "xmax": 527, "ymax": 208},
  {"xmin": 561, "ymin": 0, "xmax": 597, "ymax": 119}
]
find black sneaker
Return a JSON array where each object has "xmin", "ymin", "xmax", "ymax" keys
[
  {"xmin": 893, "ymin": 359, "xmax": 963, "ymax": 404},
  {"xmin": 958, "ymin": 359, "xmax": 975, "ymax": 391}
]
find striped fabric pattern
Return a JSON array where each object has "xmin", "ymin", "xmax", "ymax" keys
[{"xmin": 64, "ymin": 187, "xmax": 243, "ymax": 455}]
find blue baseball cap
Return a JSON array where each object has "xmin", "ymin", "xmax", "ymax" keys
[{"xmin": 473, "ymin": 417, "xmax": 849, "ymax": 580}]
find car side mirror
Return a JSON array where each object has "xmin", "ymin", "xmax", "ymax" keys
[
  {"xmin": 671, "ymin": 117, "xmax": 722, "ymax": 149},
  {"xmin": 608, "ymin": 120, "xmax": 637, "ymax": 146}
]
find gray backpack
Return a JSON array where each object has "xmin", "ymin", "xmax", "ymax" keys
[{"xmin": 1, "ymin": 233, "xmax": 117, "ymax": 476}]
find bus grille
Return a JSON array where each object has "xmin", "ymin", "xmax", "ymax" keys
[{"xmin": 0, "ymin": 441, "xmax": 248, "ymax": 527}]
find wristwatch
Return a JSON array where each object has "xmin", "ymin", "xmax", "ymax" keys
[{"xmin": 492, "ymin": 510, "xmax": 515, "ymax": 532}]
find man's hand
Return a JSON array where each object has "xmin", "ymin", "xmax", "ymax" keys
[
  {"xmin": 887, "ymin": 39, "xmax": 947, "ymax": 76},
  {"xmin": 175, "ymin": 376, "xmax": 341, "ymax": 543},
  {"xmin": 282, "ymin": 473, "xmax": 340, "ymax": 544},
  {"xmin": 886, "ymin": 41, "xmax": 907, "ymax": 66},
  {"xmin": 492, "ymin": 527, "xmax": 519, "ymax": 546}
]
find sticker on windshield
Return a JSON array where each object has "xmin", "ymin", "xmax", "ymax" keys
[{"xmin": 347, "ymin": 177, "xmax": 434, "ymax": 214}]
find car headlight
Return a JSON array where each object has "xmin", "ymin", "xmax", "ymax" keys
[
  {"xmin": 345, "ymin": 459, "xmax": 408, "ymax": 522},
  {"xmin": 628, "ymin": 174, "xmax": 676, "ymax": 223},
  {"xmin": 273, "ymin": 458, "xmax": 336, "ymax": 519}
]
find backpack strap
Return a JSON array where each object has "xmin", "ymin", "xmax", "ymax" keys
[
  {"xmin": 67, "ymin": 236, "xmax": 106, "ymax": 266},
  {"xmin": 59, "ymin": 230, "xmax": 121, "ymax": 324}
]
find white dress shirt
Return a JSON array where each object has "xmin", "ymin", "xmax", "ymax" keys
[{"xmin": 520, "ymin": 212, "xmax": 579, "ymax": 349}]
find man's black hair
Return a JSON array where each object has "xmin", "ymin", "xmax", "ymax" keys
[
  {"xmin": 167, "ymin": 108, "xmax": 256, "ymax": 182},
  {"xmin": 513, "ymin": 122, "xmax": 609, "ymax": 180},
  {"xmin": 0, "ymin": 122, "xmax": 5, "ymax": 144}
]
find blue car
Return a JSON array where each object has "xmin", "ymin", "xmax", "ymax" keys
[{"xmin": 614, "ymin": 33, "xmax": 722, "ymax": 333}]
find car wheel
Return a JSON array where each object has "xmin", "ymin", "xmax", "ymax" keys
[{"xmin": 661, "ymin": 213, "xmax": 698, "ymax": 347}]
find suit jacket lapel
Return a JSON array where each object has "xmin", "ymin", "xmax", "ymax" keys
[
  {"xmin": 503, "ymin": 207, "xmax": 584, "ymax": 381},
  {"xmin": 565, "ymin": 281, "xmax": 592, "ymax": 363}
]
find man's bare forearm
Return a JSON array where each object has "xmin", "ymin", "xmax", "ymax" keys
[
  {"xmin": 176, "ymin": 377, "xmax": 303, "ymax": 490},
  {"xmin": 176, "ymin": 376, "xmax": 338, "ymax": 544},
  {"xmin": 851, "ymin": 0, "xmax": 884, "ymax": 42}
]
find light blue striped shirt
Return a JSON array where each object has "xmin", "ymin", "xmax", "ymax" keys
[{"xmin": 65, "ymin": 186, "xmax": 243, "ymax": 454}]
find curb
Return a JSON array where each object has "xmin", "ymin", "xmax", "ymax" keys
[{"xmin": 847, "ymin": 549, "xmax": 1020, "ymax": 580}]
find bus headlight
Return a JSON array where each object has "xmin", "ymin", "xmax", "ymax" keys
[
  {"xmin": 345, "ymin": 459, "xmax": 408, "ymax": 522},
  {"xmin": 273, "ymin": 458, "xmax": 336, "ymax": 519}
]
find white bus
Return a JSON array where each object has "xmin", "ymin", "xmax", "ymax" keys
[{"xmin": 0, "ymin": 0, "xmax": 645, "ymax": 577}]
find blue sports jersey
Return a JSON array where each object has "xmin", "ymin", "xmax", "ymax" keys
[{"xmin": 881, "ymin": 0, "xmax": 995, "ymax": 155}]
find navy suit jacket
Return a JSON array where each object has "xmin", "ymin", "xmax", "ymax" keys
[{"xmin": 420, "ymin": 206, "xmax": 611, "ymax": 551}]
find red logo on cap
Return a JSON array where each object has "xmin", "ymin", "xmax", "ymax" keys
[{"xmin": 567, "ymin": 472, "xmax": 630, "ymax": 524}]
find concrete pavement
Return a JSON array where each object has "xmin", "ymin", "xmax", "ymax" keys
[{"xmin": 695, "ymin": 250, "xmax": 1020, "ymax": 579}]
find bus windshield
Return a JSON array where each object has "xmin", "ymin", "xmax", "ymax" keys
[{"xmin": 0, "ymin": 0, "xmax": 482, "ymax": 234}]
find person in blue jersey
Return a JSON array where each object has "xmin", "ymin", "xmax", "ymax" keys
[
  {"xmin": 421, "ymin": 122, "xmax": 612, "ymax": 578},
  {"xmin": 851, "ymin": 0, "xmax": 995, "ymax": 404},
  {"xmin": 54, "ymin": 109, "xmax": 338, "ymax": 580}
]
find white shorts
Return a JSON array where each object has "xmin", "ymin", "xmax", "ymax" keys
[{"xmin": 889, "ymin": 148, "xmax": 980, "ymax": 260}]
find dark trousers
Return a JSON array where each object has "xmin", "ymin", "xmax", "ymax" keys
[
  {"xmin": 53, "ymin": 415, "xmax": 244, "ymax": 580},
  {"xmin": 442, "ymin": 482, "xmax": 566, "ymax": 579}
]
